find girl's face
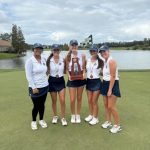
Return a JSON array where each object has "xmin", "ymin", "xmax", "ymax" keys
[
  {"xmin": 52, "ymin": 49, "xmax": 60, "ymax": 57},
  {"xmin": 90, "ymin": 50, "xmax": 98, "ymax": 58},
  {"xmin": 33, "ymin": 48, "xmax": 42, "ymax": 56},
  {"xmin": 100, "ymin": 50, "xmax": 110, "ymax": 59},
  {"xmin": 70, "ymin": 44, "xmax": 78, "ymax": 53}
]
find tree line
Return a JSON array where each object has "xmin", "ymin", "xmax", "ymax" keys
[
  {"xmin": 0, "ymin": 24, "xmax": 29, "ymax": 55},
  {"xmin": 96, "ymin": 38, "xmax": 150, "ymax": 50},
  {"xmin": 1, "ymin": 27, "xmax": 150, "ymax": 52},
  {"xmin": 43, "ymin": 38, "xmax": 150, "ymax": 50}
]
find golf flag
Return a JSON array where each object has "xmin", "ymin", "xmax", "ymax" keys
[{"xmin": 80, "ymin": 35, "xmax": 93, "ymax": 47}]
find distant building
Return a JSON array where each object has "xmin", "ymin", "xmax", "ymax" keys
[{"xmin": 0, "ymin": 40, "xmax": 12, "ymax": 52}]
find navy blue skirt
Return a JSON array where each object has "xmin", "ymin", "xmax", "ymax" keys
[
  {"xmin": 29, "ymin": 85, "xmax": 49, "ymax": 98},
  {"xmin": 67, "ymin": 79, "xmax": 86, "ymax": 88},
  {"xmin": 86, "ymin": 78, "xmax": 102, "ymax": 91},
  {"xmin": 101, "ymin": 80, "xmax": 121, "ymax": 97},
  {"xmin": 48, "ymin": 76, "xmax": 65, "ymax": 92}
]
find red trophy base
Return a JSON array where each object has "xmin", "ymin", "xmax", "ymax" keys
[
  {"xmin": 69, "ymin": 71, "xmax": 83, "ymax": 80},
  {"xmin": 69, "ymin": 57, "xmax": 83, "ymax": 81}
]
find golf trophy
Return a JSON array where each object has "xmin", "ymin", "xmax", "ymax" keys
[{"xmin": 69, "ymin": 57, "xmax": 83, "ymax": 80}]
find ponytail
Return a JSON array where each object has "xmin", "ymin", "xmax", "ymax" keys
[
  {"xmin": 97, "ymin": 54, "xmax": 104, "ymax": 69},
  {"xmin": 46, "ymin": 53, "xmax": 53, "ymax": 74}
]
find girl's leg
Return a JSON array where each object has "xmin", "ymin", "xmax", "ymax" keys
[
  {"xmin": 38, "ymin": 93, "xmax": 47, "ymax": 120},
  {"xmin": 87, "ymin": 90, "xmax": 93, "ymax": 115},
  {"xmin": 69, "ymin": 87, "xmax": 76, "ymax": 114},
  {"xmin": 108, "ymin": 95, "xmax": 120, "ymax": 125},
  {"xmin": 58, "ymin": 89, "xmax": 66, "ymax": 118},
  {"xmin": 77, "ymin": 86, "xmax": 84, "ymax": 115},
  {"xmin": 50, "ymin": 92, "xmax": 57, "ymax": 116},
  {"xmin": 31, "ymin": 97, "xmax": 39, "ymax": 121},
  {"xmin": 103, "ymin": 96, "xmax": 111, "ymax": 122},
  {"xmin": 91, "ymin": 91, "xmax": 100, "ymax": 118}
]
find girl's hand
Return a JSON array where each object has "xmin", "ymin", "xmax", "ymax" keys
[
  {"xmin": 32, "ymin": 88, "xmax": 39, "ymax": 94},
  {"xmin": 69, "ymin": 74, "xmax": 72, "ymax": 81},
  {"xmin": 107, "ymin": 89, "xmax": 112, "ymax": 97},
  {"xmin": 83, "ymin": 73, "xmax": 86, "ymax": 80}
]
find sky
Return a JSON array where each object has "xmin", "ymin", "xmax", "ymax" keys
[{"xmin": 0, "ymin": 0, "xmax": 150, "ymax": 44}]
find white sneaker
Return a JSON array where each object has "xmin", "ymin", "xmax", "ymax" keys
[
  {"xmin": 52, "ymin": 116, "xmax": 58, "ymax": 124},
  {"xmin": 101, "ymin": 121, "xmax": 112, "ymax": 129},
  {"xmin": 89, "ymin": 117, "xmax": 99, "ymax": 125},
  {"xmin": 31, "ymin": 121, "xmax": 38, "ymax": 130},
  {"xmin": 85, "ymin": 115, "xmax": 93, "ymax": 122},
  {"xmin": 61, "ymin": 118, "xmax": 68, "ymax": 126},
  {"xmin": 110, "ymin": 125, "xmax": 122, "ymax": 133},
  {"xmin": 71, "ymin": 115, "xmax": 76, "ymax": 123},
  {"xmin": 76, "ymin": 114, "xmax": 81, "ymax": 123},
  {"xmin": 39, "ymin": 120, "xmax": 48, "ymax": 128}
]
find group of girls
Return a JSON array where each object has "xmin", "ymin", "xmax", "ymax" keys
[{"xmin": 25, "ymin": 40, "xmax": 122, "ymax": 134}]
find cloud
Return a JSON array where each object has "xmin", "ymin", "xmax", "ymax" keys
[
  {"xmin": 0, "ymin": 0, "xmax": 150, "ymax": 44},
  {"xmin": 120, "ymin": 22, "xmax": 150, "ymax": 40}
]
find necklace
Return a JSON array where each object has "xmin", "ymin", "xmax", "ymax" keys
[
  {"xmin": 54, "ymin": 58, "xmax": 60, "ymax": 78},
  {"xmin": 90, "ymin": 59, "xmax": 97, "ymax": 79}
]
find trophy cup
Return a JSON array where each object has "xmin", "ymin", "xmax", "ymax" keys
[{"xmin": 69, "ymin": 57, "xmax": 83, "ymax": 80}]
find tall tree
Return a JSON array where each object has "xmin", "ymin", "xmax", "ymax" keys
[
  {"xmin": 11, "ymin": 24, "xmax": 18, "ymax": 53},
  {"xmin": 17, "ymin": 26, "xmax": 25, "ymax": 54},
  {"xmin": 11, "ymin": 24, "xmax": 26, "ymax": 54}
]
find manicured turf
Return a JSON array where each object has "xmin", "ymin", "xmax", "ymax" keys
[
  {"xmin": 0, "ymin": 70, "xmax": 150, "ymax": 150},
  {"xmin": 0, "ymin": 53, "xmax": 18, "ymax": 59}
]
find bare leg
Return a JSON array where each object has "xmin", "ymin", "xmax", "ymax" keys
[
  {"xmin": 108, "ymin": 95, "xmax": 120, "ymax": 125},
  {"xmin": 87, "ymin": 90, "xmax": 93, "ymax": 115},
  {"xmin": 50, "ymin": 92, "xmax": 57, "ymax": 116},
  {"xmin": 77, "ymin": 86, "xmax": 84, "ymax": 115},
  {"xmin": 69, "ymin": 87, "xmax": 76, "ymax": 114},
  {"xmin": 103, "ymin": 96, "xmax": 111, "ymax": 122},
  {"xmin": 91, "ymin": 91, "xmax": 100, "ymax": 118},
  {"xmin": 58, "ymin": 89, "xmax": 66, "ymax": 118}
]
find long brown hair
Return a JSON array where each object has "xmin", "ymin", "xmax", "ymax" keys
[
  {"xmin": 66, "ymin": 50, "xmax": 72, "ymax": 62},
  {"xmin": 96, "ymin": 54, "xmax": 104, "ymax": 69},
  {"xmin": 46, "ymin": 53, "xmax": 53, "ymax": 74},
  {"xmin": 65, "ymin": 50, "xmax": 72, "ymax": 72}
]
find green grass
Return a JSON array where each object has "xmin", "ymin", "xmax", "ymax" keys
[
  {"xmin": 0, "ymin": 70, "xmax": 150, "ymax": 150},
  {"xmin": 0, "ymin": 53, "xmax": 18, "ymax": 59}
]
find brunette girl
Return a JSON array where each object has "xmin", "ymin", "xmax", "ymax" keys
[{"xmin": 47, "ymin": 44, "xmax": 67, "ymax": 126}]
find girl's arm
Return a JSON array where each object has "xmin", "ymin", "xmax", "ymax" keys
[
  {"xmin": 25, "ymin": 59, "xmax": 39, "ymax": 94},
  {"xmin": 25, "ymin": 59, "xmax": 36, "ymax": 89},
  {"xmin": 107, "ymin": 59, "xmax": 117, "ymax": 97},
  {"xmin": 82, "ymin": 54, "xmax": 86, "ymax": 79}
]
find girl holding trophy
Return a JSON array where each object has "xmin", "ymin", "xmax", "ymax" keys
[{"xmin": 66, "ymin": 40, "xmax": 86, "ymax": 123}]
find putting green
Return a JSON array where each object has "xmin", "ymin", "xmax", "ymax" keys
[{"xmin": 0, "ymin": 70, "xmax": 150, "ymax": 150}]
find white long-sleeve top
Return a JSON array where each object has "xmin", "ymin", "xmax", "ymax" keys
[{"xmin": 25, "ymin": 56, "xmax": 48, "ymax": 89}]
